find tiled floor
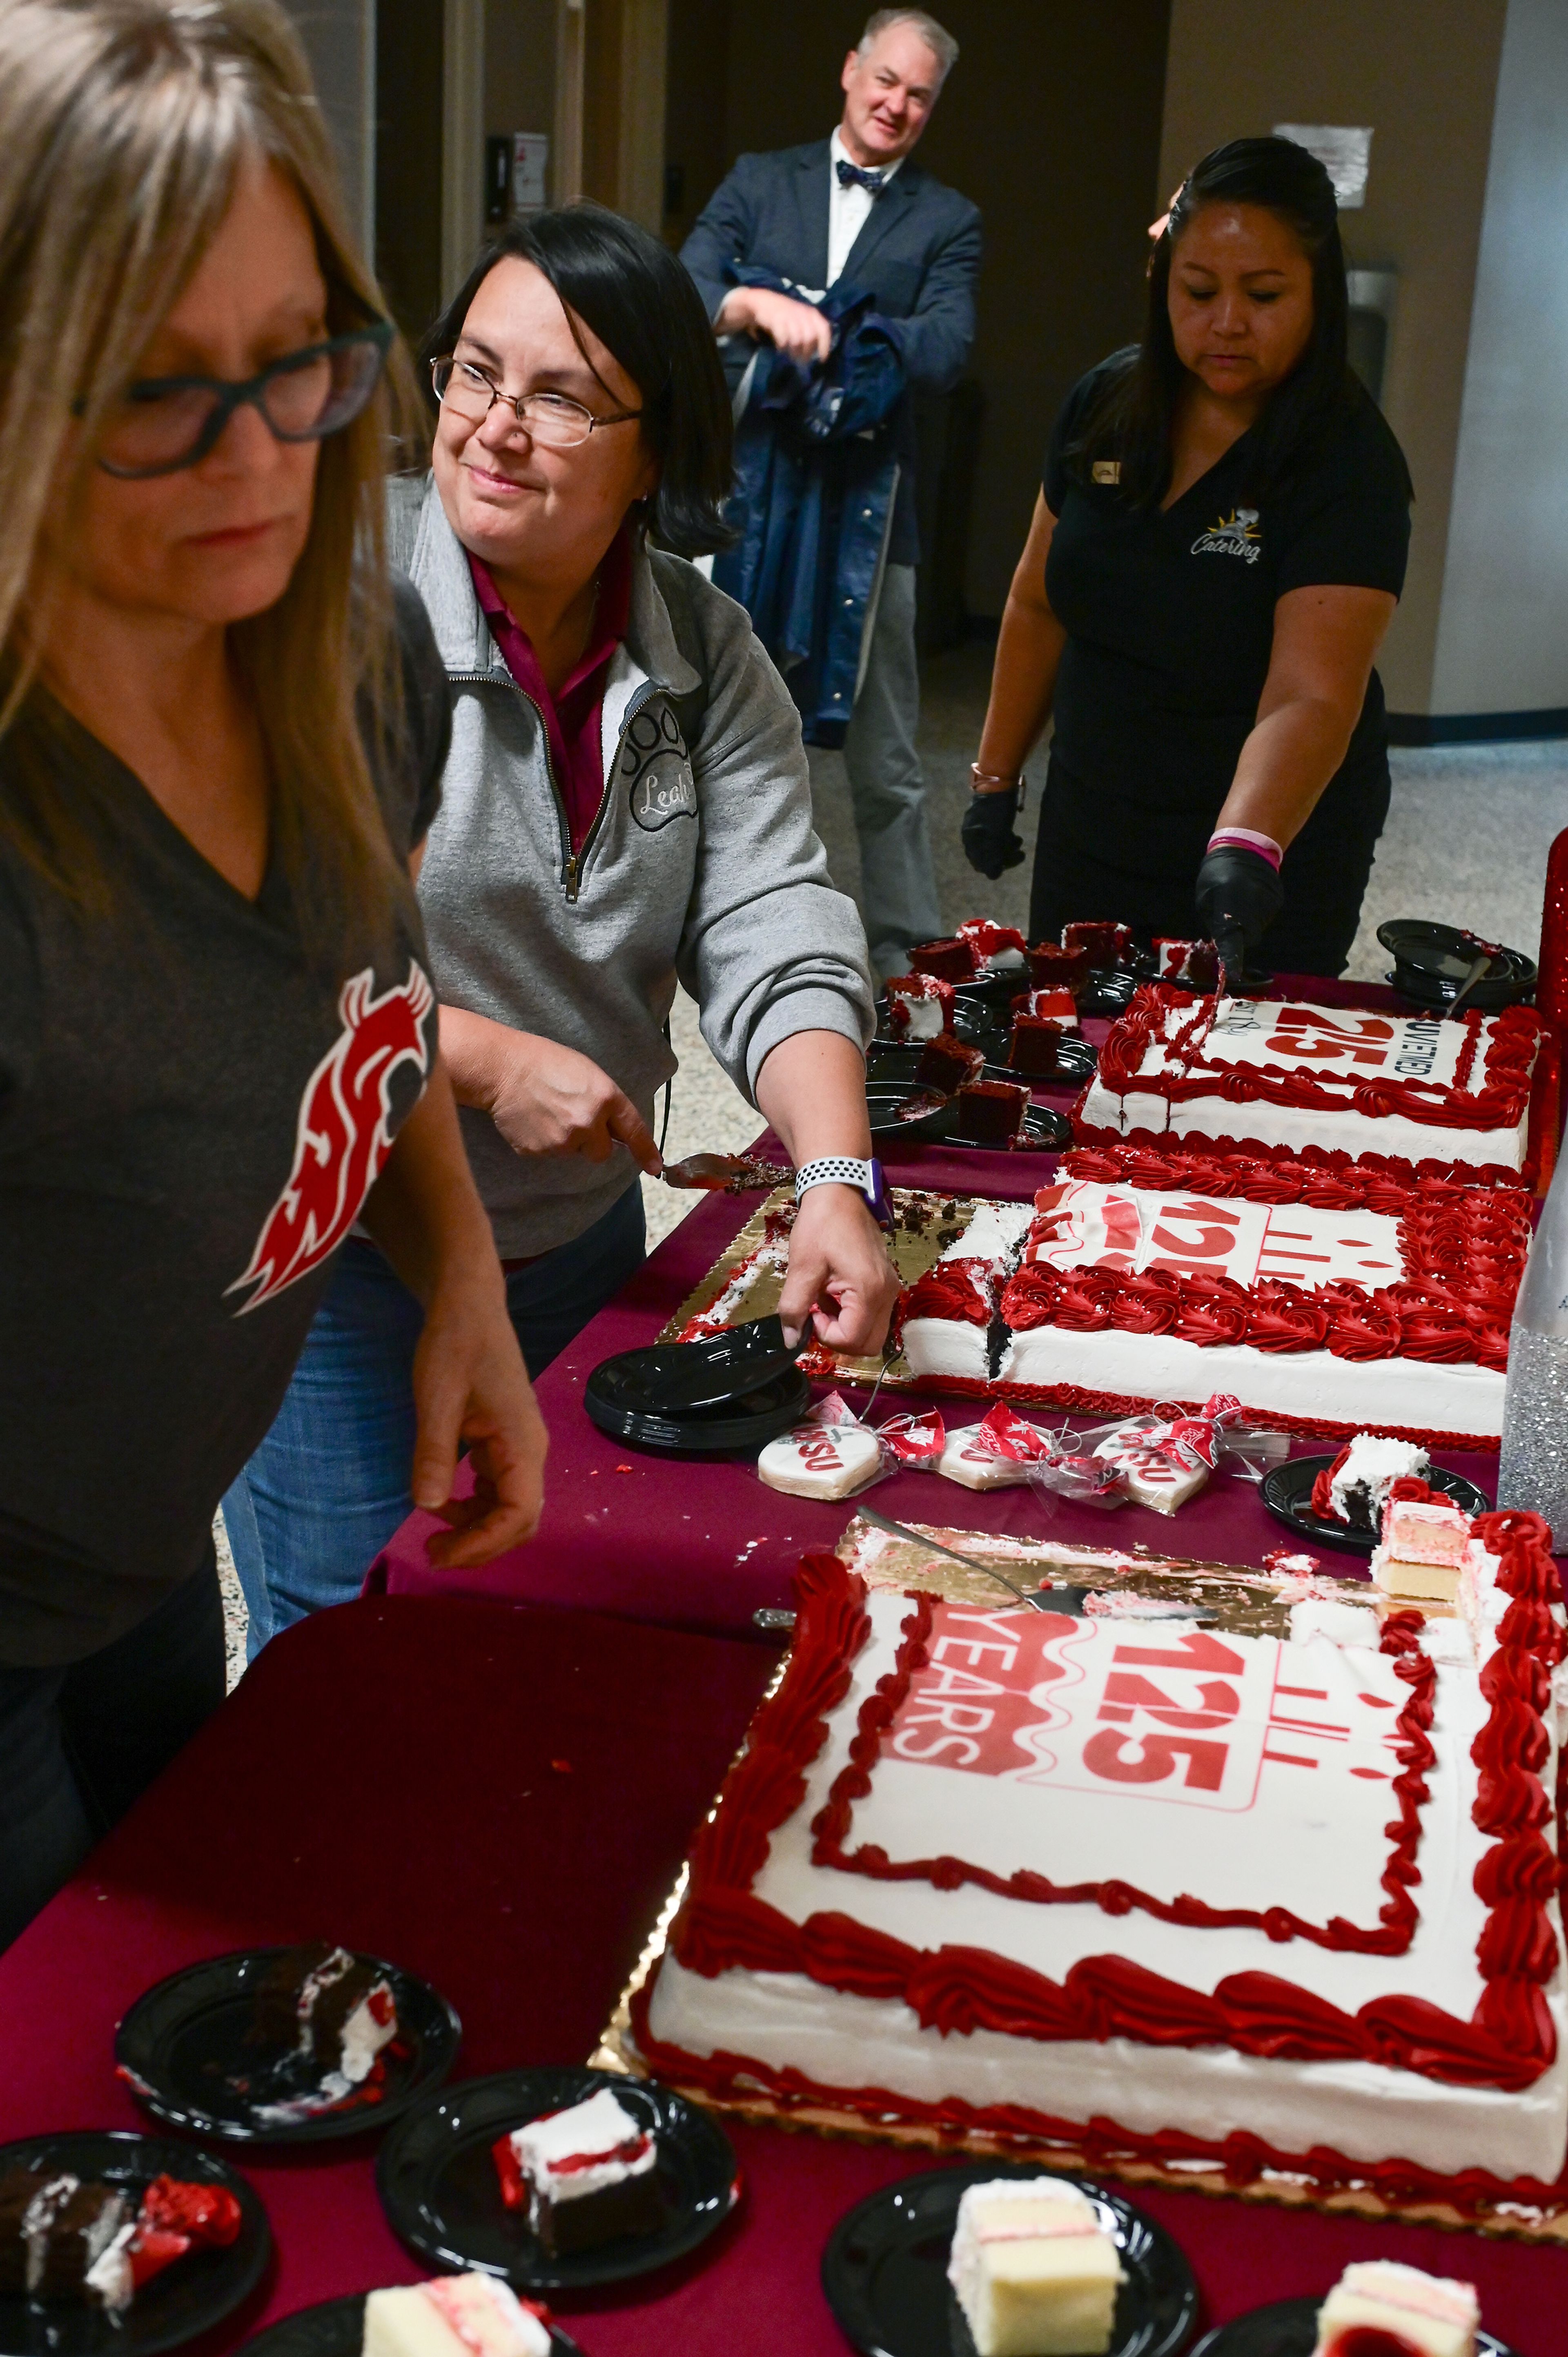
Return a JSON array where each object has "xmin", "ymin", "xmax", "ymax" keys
[{"xmin": 219, "ymin": 654, "xmax": 1567, "ymax": 1679}]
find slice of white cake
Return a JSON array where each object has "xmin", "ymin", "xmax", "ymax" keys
[
  {"xmin": 948, "ymin": 2179, "xmax": 1123, "ymax": 2356},
  {"xmin": 362, "ymin": 2276, "xmax": 552, "ymax": 2357},
  {"xmin": 1311, "ymin": 2260, "xmax": 1479, "ymax": 2357}
]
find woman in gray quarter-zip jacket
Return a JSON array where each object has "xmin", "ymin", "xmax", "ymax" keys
[{"xmin": 222, "ymin": 202, "xmax": 893, "ymax": 1653}]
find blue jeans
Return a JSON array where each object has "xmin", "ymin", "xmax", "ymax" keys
[
  {"xmin": 0, "ymin": 1554, "xmax": 226, "ymax": 1951},
  {"xmin": 223, "ymin": 1185, "xmax": 646, "ymax": 1659}
]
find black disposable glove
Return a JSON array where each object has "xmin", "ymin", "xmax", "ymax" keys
[
  {"xmin": 1194, "ymin": 842, "xmax": 1283, "ymax": 990},
  {"xmin": 962, "ymin": 786, "xmax": 1026, "ymax": 881}
]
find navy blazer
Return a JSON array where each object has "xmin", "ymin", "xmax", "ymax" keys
[{"xmin": 681, "ymin": 137, "xmax": 982, "ymax": 564}]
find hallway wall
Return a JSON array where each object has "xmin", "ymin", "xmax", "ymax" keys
[{"xmin": 1159, "ymin": 0, "xmax": 1512, "ymax": 720}]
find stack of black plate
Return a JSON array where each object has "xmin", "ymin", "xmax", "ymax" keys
[
  {"xmin": 586, "ymin": 1318, "xmax": 811, "ymax": 1454},
  {"xmin": 1378, "ymin": 918, "xmax": 1536, "ymax": 1012}
]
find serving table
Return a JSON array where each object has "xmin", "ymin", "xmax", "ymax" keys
[
  {"xmin": 0, "ymin": 1595, "xmax": 1561, "ymax": 2353},
  {"xmin": 367, "ymin": 1124, "xmax": 1504, "ymax": 1635}
]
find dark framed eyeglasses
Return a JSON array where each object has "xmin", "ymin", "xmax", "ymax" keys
[
  {"xmin": 92, "ymin": 321, "xmax": 395, "ymax": 480},
  {"xmin": 430, "ymin": 356, "xmax": 642, "ymax": 449}
]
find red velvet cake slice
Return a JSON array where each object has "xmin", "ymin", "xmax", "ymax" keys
[
  {"xmin": 915, "ymin": 1033, "xmax": 984, "ymax": 1093},
  {"xmin": 954, "ymin": 1079, "xmax": 1029, "ymax": 1144},
  {"xmin": 886, "ymin": 972, "xmax": 956, "ymax": 1039},
  {"xmin": 1007, "ymin": 1019, "xmax": 1064, "ymax": 1078},
  {"xmin": 1062, "ymin": 920, "xmax": 1134, "ymax": 966},
  {"xmin": 956, "ymin": 919, "xmax": 1029, "ymax": 974},
  {"xmin": 909, "ymin": 937, "xmax": 982, "ymax": 983}
]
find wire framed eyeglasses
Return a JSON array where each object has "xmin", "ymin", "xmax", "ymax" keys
[{"xmin": 430, "ymin": 356, "xmax": 643, "ymax": 448}]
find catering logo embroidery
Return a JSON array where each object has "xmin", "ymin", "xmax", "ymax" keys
[
  {"xmin": 621, "ymin": 701, "xmax": 697, "ymax": 832},
  {"xmin": 1191, "ymin": 507, "xmax": 1261, "ymax": 562},
  {"xmin": 227, "ymin": 962, "xmax": 435, "ymax": 1315}
]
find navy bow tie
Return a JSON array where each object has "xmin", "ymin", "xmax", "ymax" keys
[{"xmin": 835, "ymin": 158, "xmax": 886, "ymax": 195}]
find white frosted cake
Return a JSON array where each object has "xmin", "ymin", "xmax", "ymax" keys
[
  {"xmin": 895, "ymin": 1157, "xmax": 1526, "ymax": 1448},
  {"xmin": 630, "ymin": 1512, "xmax": 1568, "ymax": 2220},
  {"xmin": 1076, "ymin": 987, "xmax": 1543, "ymax": 1177}
]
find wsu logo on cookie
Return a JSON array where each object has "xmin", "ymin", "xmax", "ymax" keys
[
  {"xmin": 620, "ymin": 702, "xmax": 697, "ymax": 831},
  {"xmin": 228, "ymin": 962, "xmax": 434, "ymax": 1314}
]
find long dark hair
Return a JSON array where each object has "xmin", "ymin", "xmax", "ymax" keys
[
  {"xmin": 1071, "ymin": 136, "xmax": 1386, "ymax": 509},
  {"xmin": 423, "ymin": 203, "xmax": 734, "ymax": 558}
]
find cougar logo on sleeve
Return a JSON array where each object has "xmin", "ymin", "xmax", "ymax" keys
[{"xmin": 228, "ymin": 963, "xmax": 435, "ymax": 1314}]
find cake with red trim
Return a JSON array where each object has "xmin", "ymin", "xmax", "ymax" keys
[
  {"xmin": 895, "ymin": 1148, "xmax": 1528, "ymax": 1447},
  {"xmin": 1076, "ymin": 986, "xmax": 1544, "ymax": 1178},
  {"xmin": 630, "ymin": 1513, "xmax": 1568, "ymax": 2214}
]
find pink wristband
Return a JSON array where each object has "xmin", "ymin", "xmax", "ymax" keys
[{"xmin": 1207, "ymin": 826, "xmax": 1282, "ymax": 871}]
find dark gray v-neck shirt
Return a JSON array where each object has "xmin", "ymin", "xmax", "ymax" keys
[{"xmin": 0, "ymin": 578, "xmax": 448, "ymax": 1666}]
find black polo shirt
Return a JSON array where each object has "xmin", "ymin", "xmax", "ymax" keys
[
  {"xmin": 1040, "ymin": 351, "xmax": 1412, "ymax": 875},
  {"xmin": 0, "ymin": 578, "xmax": 448, "ymax": 1666}
]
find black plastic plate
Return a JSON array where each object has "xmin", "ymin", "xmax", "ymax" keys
[
  {"xmin": 820, "ymin": 2162, "xmax": 1198, "ymax": 2357},
  {"xmin": 375, "ymin": 2067, "xmax": 739, "ymax": 2292},
  {"xmin": 116, "ymin": 1950, "xmax": 460, "ymax": 2147}
]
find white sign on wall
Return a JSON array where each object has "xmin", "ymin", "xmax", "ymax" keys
[
  {"xmin": 512, "ymin": 132, "xmax": 550, "ymax": 214},
  {"xmin": 1273, "ymin": 123, "xmax": 1373, "ymax": 208}
]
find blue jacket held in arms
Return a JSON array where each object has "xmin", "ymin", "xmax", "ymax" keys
[
  {"xmin": 681, "ymin": 138, "xmax": 981, "ymax": 743},
  {"xmin": 715, "ymin": 267, "xmax": 904, "ymax": 748}
]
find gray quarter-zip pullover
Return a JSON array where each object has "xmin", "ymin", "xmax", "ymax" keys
[{"xmin": 389, "ymin": 475, "xmax": 875, "ymax": 1259}]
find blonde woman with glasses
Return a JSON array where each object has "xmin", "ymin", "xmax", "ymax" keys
[{"xmin": 0, "ymin": 0, "xmax": 547, "ymax": 1947}]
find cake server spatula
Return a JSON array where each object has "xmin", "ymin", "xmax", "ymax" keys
[{"xmin": 853, "ymin": 1503, "xmax": 1073, "ymax": 1615}]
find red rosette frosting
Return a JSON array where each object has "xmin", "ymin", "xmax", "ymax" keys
[
  {"xmin": 900, "ymin": 1260, "xmax": 991, "ymax": 1329},
  {"xmin": 998, "ymin": 1262, "xmax": 1060, "ymax": 1332},
  {"xmin": 1246, "ymin": 1281, "xmax": 1330, "ymax": 1354}
]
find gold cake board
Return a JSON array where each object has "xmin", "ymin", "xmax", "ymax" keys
[{"xmin": 589, "ymin": 1519, "xmax": 1568, "ymax": 2246}]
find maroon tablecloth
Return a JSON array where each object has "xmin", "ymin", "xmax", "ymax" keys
[
  {"xmin": 1, "ymin": 1597, "xmax": 1559, "ymax": 2353},
  {"xmin": 368, "ymin": 1126, "xmax": 1503, "ymax": 1639}
]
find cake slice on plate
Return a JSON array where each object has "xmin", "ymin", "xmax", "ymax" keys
[
  {"xmin": 254, "ymin": 1942, "xmax": 398, "ymax": 2085},
  {"xmin": 492, "ymin": 2087, "xmax": 662, "ymax": 2257},
  {"xmin": 1311, "ymin": 2260, "xmax": 1478, "ymax": 2357},
  {"xmin": 948, "ymin": 2179, "xmax": 1124, "ymax": 2356},
  {"xmin": 1371, "ymin": 1491, "xmax": 1473, "ymax": 1611},
  {"xmin": 363, "ymin": 2276, "xmax": 552, "ymax": 2357}
]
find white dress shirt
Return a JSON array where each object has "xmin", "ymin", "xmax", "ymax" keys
[{"xmin": 826, "ymin": 127, "xmax": 904, "ymax": 288}]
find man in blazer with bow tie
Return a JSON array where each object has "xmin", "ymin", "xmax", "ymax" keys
[{"xmin": 681, "ymin": 8, "xmax": 980, "ymax": 980}]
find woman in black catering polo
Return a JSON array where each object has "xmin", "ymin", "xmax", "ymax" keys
[{"xmin": 962, "ymin": 136, "xmax": 1413, "ymax": 981}]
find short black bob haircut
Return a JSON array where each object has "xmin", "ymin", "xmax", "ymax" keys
[
  {"xmin": 1070, "ymin": 136, "xmax": 1410, "ymax": 510},
  {"xmin": 423, "ymin": 202, "xmax": 734, "ymax": 558}
]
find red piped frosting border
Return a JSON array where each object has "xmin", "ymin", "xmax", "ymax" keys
[
  {"xmin": 1084, "ymin": 986, "xmax": 1543, "ymax": 1144},
  {"xmin": 1061, "ymin": 1137, "xmax": 1532, "ymax": 1209},
  {"xmin": 806, "ymin": 1590, "xmax": 1437, "ymax": 1956},
  {"xmin": 633, "ymin": 1524, "xmax": 1568, "ymax": 2205}
]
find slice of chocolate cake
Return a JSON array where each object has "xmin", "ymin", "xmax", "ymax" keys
[
  {"xmin": 492, "ymin": 2088, "xmax": 662, "ymax": 2258},
  {"xmin": 954, "ymin": 1079, "xmax": 1029, "ymax": 1145},
  {"xmin": 29, "ymin": 2182, "xmax": 128, "ymax": 2300},
  {"xmin": 254, "ymin": 1943, "xmax": 397, "ymax": 2083},
  {"xmin": 0, "ymin": 2166, "xmax": 52, "ymax": 2294}
]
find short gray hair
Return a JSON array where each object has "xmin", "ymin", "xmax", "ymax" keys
[{"xmin": 858, "ymin": 8, "xmax": 958, "ymax": 82}]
